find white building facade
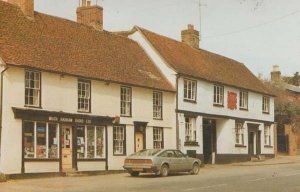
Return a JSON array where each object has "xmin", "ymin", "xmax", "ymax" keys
[
  {"xmin": 128, "ymin": 25, "xmax": 275, "ymax": 164},
  {"xmin": 0, "ymin": 1, "xmax": 176, "ymax": 175}
]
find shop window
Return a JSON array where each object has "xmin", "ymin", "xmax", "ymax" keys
[
  {"xmin": 77, "ymin": 126, "xmax": 105, "ymax": 159},
  {"xmin": 113, "ymin": 125, "xmax": 126, "ymax": 155},
  {"xmin": 24, "ymin": 121, "xmax": 35, "ymax": 158},
  {"xmin": 48, "ymin": 123, "xmax": 59, "ymax": 158},
  {"xmin": 36, "ymin": 122, "xmax": 46, "ymax": 158},
  {"xmin": 23, "ymin": 121, "xmax": 58, "ymax": 159},
  {"xmin": 153, "ymin": 127, "xmax": 163, "ymax": 149},
  {"xmin": 25, "ymin": 70, "xmax": 41, "ymax": 107}
]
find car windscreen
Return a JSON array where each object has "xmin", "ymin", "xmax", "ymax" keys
[{"xmin": 130, "ymin": 149, "xmax": 162, "ymax": 156}]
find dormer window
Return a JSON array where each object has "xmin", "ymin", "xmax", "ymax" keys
[{"xmin": 183, "ymin": 79, "xmax": 197, "ymax": 102}]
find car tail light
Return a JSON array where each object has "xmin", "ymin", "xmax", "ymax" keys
[{"xmin": 124, "ymin": 159, "xmax": 152, "ymax": 165}]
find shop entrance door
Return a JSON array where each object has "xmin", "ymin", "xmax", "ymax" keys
[{"xmin": 62, "ymin": 125, "xmax": 73, "ymax": 171}]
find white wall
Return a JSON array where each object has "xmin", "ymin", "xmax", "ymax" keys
[
  {"xmin": 0, "ymin": 66, "xmax": 176, "ymax": 173},
  {"xmin": 178, "ymin": 114, "xmax": 203, "ymax": 155}
]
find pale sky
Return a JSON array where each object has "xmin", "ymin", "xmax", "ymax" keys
[{"xmin": 35, "ymin": 0, "xmax": 300, "ymax": 79}]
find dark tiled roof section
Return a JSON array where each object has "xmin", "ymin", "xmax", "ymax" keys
[
  {"xmin": 137, "ymin": 26, "xmax": 273, "ymax": 95},
  {"xmin": 0, "ymin": 2, "xmax": 174, "ymax": 92}
]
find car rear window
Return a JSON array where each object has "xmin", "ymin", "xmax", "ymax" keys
[{"xmin": 131, "ymin": 149, "xmax": 161, "ymax": 156}]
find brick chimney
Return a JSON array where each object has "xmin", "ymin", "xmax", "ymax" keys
[
  {"xmin": 76, "ymin": 0, "xmax": 103, "ymax": 30},
  {"xmin": 271, "ymin": 65, "xmax": 281, "ymax": 82},
  {"xmin": 181, "ymin": 24, "xmax": 200, "ymax": 49},
  {"xmin": 8, "ymin": 0, "xmax": 34, "ymax": 18}
]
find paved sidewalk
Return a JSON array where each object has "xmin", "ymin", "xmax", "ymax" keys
[{"xmin": 232, "ymin": 155, "xmax": 300, "ymax": 166}]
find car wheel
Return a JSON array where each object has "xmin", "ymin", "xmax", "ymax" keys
[
  {"xmin": 160, "ymin": 164, "xmax": 169, "ymax": 177},
  {"xmin": 191, "ymin": 163, "xmax": 200, "ymax": 175},
  {"xmin": 130, "ymin": 171, "xmax": 140, "ymax": 177}
]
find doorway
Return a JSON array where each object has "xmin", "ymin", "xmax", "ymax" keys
[
  {"xmin": 203, "ymin": 119, "xmax": 216, "ymax": 164},
  {"xmin": 134, "ymin": 121, "xmax": 147, "ymax": 152},
  {"xmin": 61, "ymin": 125, "xmax": 73, "ymax": 171},
  {"xmin": 247, "ymin": 123, "xmax": 261, "ymax": 157}
]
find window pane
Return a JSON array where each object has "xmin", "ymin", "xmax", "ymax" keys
[
  {"xmin": 96, "ymin": 127, "xmax": 105, "ymax": 158},
  {"xmin": 77, "ymin": 126, "xmax": 85, "ymax": 159},
  {"xmin": 87, "ymin": 126, "xmax": 95, "ymax": 158},
  {"xmin": 48, "ymin": 124, "xmax": 58, "ymax": 158},
  {"xmin": 113, "ymin": 126, "xmax": 125, "ymax": 155},
  {"xmin": 24, "ymin": 121, "xmax": 35, "ymax": 158},
  {"xmin": 25, "ymin": 71, "xmax": 40, "ymax": 106},
  {"xmin": 36, "ymin": 122, "xmax": 46, "ymax": 158}
]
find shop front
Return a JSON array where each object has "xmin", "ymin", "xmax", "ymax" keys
[{"xmin": 12, "ymin": 107, "xmax": 114, "ymax": 174}]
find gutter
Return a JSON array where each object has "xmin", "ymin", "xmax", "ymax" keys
[{"xmin": 0, "ymin": 64, "xmax": 8, "ymax": 150}]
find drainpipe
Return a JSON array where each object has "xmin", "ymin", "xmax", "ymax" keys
[
  {"xmin": 176, "ymin": 74, "xmax": 179, "ymax": 150},
  {"xmin": 0, "ymin": 64, "xmax": 8, "ymax": 154}
]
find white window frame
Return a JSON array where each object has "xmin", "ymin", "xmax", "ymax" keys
[
  {"xmin": 214, "ymin": 85, "xmax": 224, "ymax": 105},
  {"xmin": 24, "ymin": 121, "xmax": 59, "ymax": 159},
  {"xmin": 235, "ymin": 122, "xmax": 244, "ymax": 145},
  {"xmin": 153, "ymin": 127, "xmax": 163, "ymax": 149},
  {"xmin": 185, "ymin": 117, "xmax": 196, "ymax": 142},
  {"xmin": 77, "ymin": 126, "xmax": 106, "ymax": 159},
  {"xmin": 262, "ymin": 96, "xmax": 270, "ymax": 113},
  {"xmin": 239, "ymin": 91, "xmax": 248, "ymax": 110},
  {"xmin": 25, "ymin": 70, "xmax": 41, "ymax": 107},
  {"xmin": 153, "ymin": 91, "xmax": 163, "ymax": 119},
  {"xmin": 183, "ymin": 79, "xmax": 197, "ymax": 101},
  {"xmin": 120, "ymin": 86, "xmax": 132, "ymax": 116},
  {"xmin": 264, "ymin": 125, "xmax": 271, "ymax": 146},
  {"xmin": 78, "ymin": 79, "xmax": 91, "ymax": 112},
  {"xmin": 113, "ymin": 125, "xmax": 126, "ymax": 155}
]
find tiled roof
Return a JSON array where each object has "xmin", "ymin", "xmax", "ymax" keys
[
  {"xmin": 135, "ymin": 26, "xmax": 273, "ymax": 95},
  {"xmin": 0, "ymin": 2, "xmax": 174, "ymax": 92}
]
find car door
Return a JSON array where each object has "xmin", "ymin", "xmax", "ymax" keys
[
  {"xmin": 158, "ymin": 150, "xmax": 178, "ymax": 171},
  {"xmin": 174, "ymin": 150, "xmax": 190, "ymax": 171}
]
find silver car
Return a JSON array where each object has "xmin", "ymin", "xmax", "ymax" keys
[{"xmin": 123, "ymin": 149, "xmax": 201, "ymax": 177}]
